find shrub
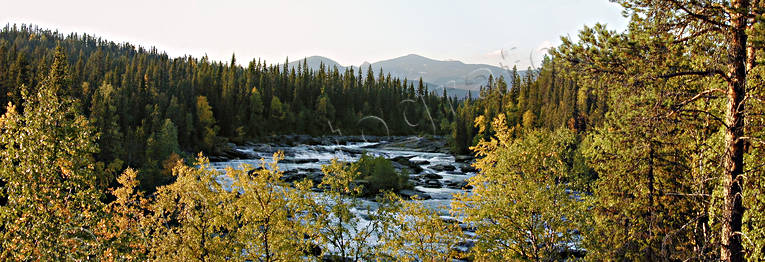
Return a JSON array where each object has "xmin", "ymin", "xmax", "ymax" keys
[{"xmin": 355, "ymin": 154, "xmax": 411, "ymax": 196}]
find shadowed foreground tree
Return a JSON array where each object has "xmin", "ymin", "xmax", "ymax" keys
[{"xmin": 555, "ymin": 1, "xmax": 765, "ymax": 260}]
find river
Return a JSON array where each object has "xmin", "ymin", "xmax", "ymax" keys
[
  {"xmin": 208, "ymin": 136, "xmax": 478, "ymax": 256},
  {"xmin": 211, "ymin": 136, "xmax": 476, "ymax": 211}
]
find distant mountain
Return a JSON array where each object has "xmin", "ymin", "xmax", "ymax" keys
[
  {"xmin": 287, "ymin": 54, "xmax": 522, "ymax": 97},
  {"xmin": 287, "ymin": 56, "xmax": 345, "ymax": 71},
  {"xmin": 367, "ymin": 54, "xmax": 515, "ymax": 93}
]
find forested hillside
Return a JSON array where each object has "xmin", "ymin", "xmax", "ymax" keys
[
  {"xmin": 449, "ymin": 56, "xmax": 604, "ymax": 154},
  {"xmin": 0, "ymin": 24, "xmax": 456, "ymax": 189}
]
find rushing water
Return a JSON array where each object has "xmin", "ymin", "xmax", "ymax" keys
[
  {"xmin": 210, "ymin": 139, "xmax": 476, "ymax": 216},
  {"xmin": 208, "ymin": 138, "xmax": 479, "ymax": 257}
]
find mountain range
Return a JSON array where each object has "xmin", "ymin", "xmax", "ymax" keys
[{"xmin": 287, "ymin": 54, "xmax": 521, "ymax": 97}]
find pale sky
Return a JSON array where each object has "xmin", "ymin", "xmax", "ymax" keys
[{"xmin": 1, "ymin": 0, "xmax": 628, "ymax": 68}]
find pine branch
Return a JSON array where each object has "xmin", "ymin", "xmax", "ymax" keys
[{"xmin": 667, "ymin": 0, "xmax": 730, "ymax": 28}]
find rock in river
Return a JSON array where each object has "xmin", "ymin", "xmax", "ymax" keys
[
  {"xmin": 454, "ymin": 155, "xmax": 474, "ymax": 162},
  {"xmin": 398, "ymin": 189, "xmax": 432, "ymax": 200},
  {"xmin": 461, "ymin": 164, "xmax": 479, "ymax": 173},
  {"xmin": 430, "ymin": 163, "xmax": 456, "ymax": 172},
  {"xmin": 281, "ymin": 158, "xmax": 320, "ymax": 164},
  {"xmin": 421, "ymin": 172, "xmax": 443, "ymax": 180},
  {"xmin": 424, "ymin": 179, "xmax": 442, "ymax": 188}
]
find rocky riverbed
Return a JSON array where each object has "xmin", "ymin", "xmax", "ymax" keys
[
  {"xmin": 210, "ymin": 136, "xmax": 475, "ymax": 199},
  {"xmin": 209, "ymin": 135, "xmax": 478, "ymax": 258}
]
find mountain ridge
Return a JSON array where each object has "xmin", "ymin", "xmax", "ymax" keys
[{"xmin": 287, "ymin": 54, "xmax": 522, "ymax": 97}]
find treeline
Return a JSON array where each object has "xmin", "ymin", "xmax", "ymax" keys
[
  {"xmin": 450, "ymin": 56, "xmax": 607, "ymax": 154},
  {"xmin": 0, "ymin": 24, "xmax": 455, "ymax": 189}
]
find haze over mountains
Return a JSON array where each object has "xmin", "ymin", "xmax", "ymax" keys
[{"xmin": 288, "ymin": 54, "xmax": 520, "ymax": 97}]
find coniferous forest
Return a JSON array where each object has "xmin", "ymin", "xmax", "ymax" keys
[
  {"xmin": 3, "ymin": 1, "xmax": 765, "ymax": 261},
  {"xmin": 0, "ymin": 24, "xmax": 461, "ymax": 190}
]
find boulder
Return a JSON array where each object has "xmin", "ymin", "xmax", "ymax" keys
[
  {"xmin": 215, "ymin": 145, "xmax": 256, "ymax": 160},
  {"xmin": 336, "ymin": 147, "xmax": 366, "ymax": 155},
  {"xmin": 251, "ymin": 143, "xmax": 277, "ymax": 153},
  {"xmin": 398, "ymin": 189, "xmax": 432, "ymax": 200},
  {"xmin": 298, "ymin": 167, "xmax": 322, "ymax": 173},
  {"xmin": 445, "ymin": 181, "xmax": 470, "ymax": 190},
  {"xmin": 445, "ymin": 181, "xmax": 460, "ymax": 189},
  {"xmin": 208, "ymin": 155, "xmax": 229, "ymax": 162},
  {"xmin": 424, "ymin": 179, "xmax": 441, "ymax": 188},
  {"xmin": 281, "ymin": 158, "xmax": 320, "ymax": 164},
  {"xmin": 279, "ymin": 170, "xmax": 304, "ymax": 183},
  {"xmin": 390, "ymin": 155, "xmax": 415, "ymax": 164},
  {"xmin": 461, "ymin": 164, "xmax": 479, "ymax": 173},
  {"xmin": 455, "ymin": 155, "xmax": 474, "ymax": 162},
  {"xmin": 440, "ymin": 216, "xmax": 458, "ymax": 224},
  {"xmin": 410, "ymin": 160, "xmax": 430, "ymax": 166},
  {"xmin": 406, "ymin": 165, "xmax": 424, "ymax": 174},
  {"xmin": 421, "ymin": 172, "xmax": 443, "ymax": 180},
  {"xmin": 459, "ymin": 223, "xmax": 477, "ymax": 232},
  {"xmin": 295, "ymin": 158, "xmax": 320, "ymax": 164},
  {"xmin": 430, "ymin": 163, "xmax": 456, "ymax": 172},
  {"xmin": 391, "ymin": 162, "xmax": 408, "ymax": 171},
  {"xmin": 305, "ymin": 173, "xmax": 323, "ymax": 184},
  {"xmin": 389, "ymin": 156, "xmax": 426, "ymax": 173}
]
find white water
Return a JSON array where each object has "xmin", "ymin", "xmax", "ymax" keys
[
  {"xmin": 211, "ymin": 141, "xmax": 475, "ymax": 210},
  {"xmin": 210, "ymin": 140, "xmax": 477, "ymax": 257}
]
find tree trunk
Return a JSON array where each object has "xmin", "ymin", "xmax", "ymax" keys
[
  {"xmin": 647, "ymin": 145, "xmax": 656, "ymax": 260},
  {"xmin": 721, "ymin": 1, "xmax": 748, "ymax": 261}
]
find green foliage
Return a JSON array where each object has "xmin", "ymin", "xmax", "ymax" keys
[
  {"xmin": 743, "ymin": 57, "xmax": 765, "ymax": 261},
  {"xmin": 248, "ymin": 87, "xmax": 264, "ymax": 136},
  {"xmin": 450, "ymin": 56, "xmax": 591, "ymax": 154},
  {"xmin": 454, "ymin": 114, "xmax": 585, "ymax": 261},
  {"xmin": 552, "ymin": 2, "xmax": 765, "ymax": 260},
  {"xmin": 90, "ymin": 81, "xmax": 124, "ymax": 163},
  {"xmin": 228, "ymin": 153, "xmax": 314, "ymax": 261},
  {"xmin": 379, "ymin": 193, "xmax": 463, "ymax": 262},
  {"xmin": 521, "ymin": 109, "xmax": 535, "ymax": 130},
  {"xmin": 196, "ymin": 96, "xmax": 218, "ymax": 153},
  {"xmin": 269, "ymin": 95, "xmax": 285, "ymax": 121},
  {"xmin": 0, "ymin": 47, "xmax": 104, "ymax": 260},
  {"xmin": 142, "ymin": 118, "xmax": 181, "ymax": 189},
  {"xmin": 355, "ymin": 154, "xmax": 411, "ymax": 196},
  {"xmin": 99, "ymin": 153, "xmax": 314, "ymax": 261},
  {"xmin": 297, "ymin": 159, "xmax": 397, "ymax": 260}
]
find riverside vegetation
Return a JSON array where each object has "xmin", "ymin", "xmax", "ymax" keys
[{"xmin": 3, "ymin": 1, "xmax": 765, "ymax": 261}]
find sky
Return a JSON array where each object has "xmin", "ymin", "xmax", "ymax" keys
[{"xmin": 1, "ymin": 0, "xmax": 628, "ymax": 68}]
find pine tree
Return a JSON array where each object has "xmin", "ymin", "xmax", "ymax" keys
[
  {"xmin": 248, "ymin": 87, "xmax": 264, "ymax": 136},
  {"xmin": 555, "ymin": 2, "xmax": 765, "ymax": 259},
  {"xmin": 195, "ymin": 96, "xmax": 218, "ymax": 152},
  {"xmin": 90, "ymin": 81, "xmax": 124, "ymax": 164}
]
